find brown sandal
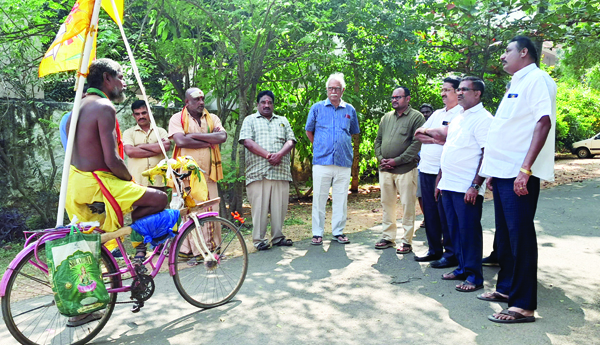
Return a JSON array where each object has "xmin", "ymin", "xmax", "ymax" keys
[{"xmin": 396, "ymin": 244, "xmax": 412, "ymax": 254}]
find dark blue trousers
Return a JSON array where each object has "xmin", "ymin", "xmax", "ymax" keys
[
  {"xmin": 419, "ymin": 172, "xmax": 455, "ymax": 260},
  {"xmin": 442, "ymin": 190, "xmax": 483, "ymax": 285},
  {"xmin": 492, "ymin": 177, "xmax": 540, "ymax": 310}
]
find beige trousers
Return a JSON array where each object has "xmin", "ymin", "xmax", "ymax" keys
[
  {"xmin": 379, "ymin": 169, "xmax": 418, "ymax": 245},
  {"xmin": 247, "ymin": 179, "xmax": 290, "ymax": 247},
  {"xmin": 180, "ymin": 178, "xmax": 222, "ymax": 255}
]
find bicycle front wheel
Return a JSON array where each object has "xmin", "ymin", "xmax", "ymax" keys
[
  {"xmin": 173, "ymin": 216, "xmax": 248, "ymax": 308},
  {"xmin": 1, "ymin": 244, "xmax": 118, "ymax": 345}
]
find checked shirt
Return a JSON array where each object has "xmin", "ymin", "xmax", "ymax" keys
[{"xmin": 239, "ymin": 112, "xmax": 297, "ymax": 185}]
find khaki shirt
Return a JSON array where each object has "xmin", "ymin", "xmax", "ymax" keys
[
  {"xmin": 167, "ymin": 111, "xmax": 226, "ymax": 176},
  {"xmin": 123, "ymin": 125, "xmax": 169, "ymax": 186}
]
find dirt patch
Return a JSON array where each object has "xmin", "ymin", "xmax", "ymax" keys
[{"xmin": 242, "ymin": 155, "xmax": 600, "ymax": 250}]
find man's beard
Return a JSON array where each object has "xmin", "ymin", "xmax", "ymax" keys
[{"xmin": 109, "ymin": 87, "xmax": 126, "ymax": 103}]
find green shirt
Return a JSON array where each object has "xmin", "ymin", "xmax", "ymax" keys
[
  {"xmin": 374, "ymin": 106, "xmax": 425, "ymax": 174},
  {"xmin": 239, "ymin": 112, "xmax": 297, "ymax": 185}
]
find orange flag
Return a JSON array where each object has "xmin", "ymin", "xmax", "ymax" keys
[{"xmin": 38, "ymin": 0, "xmax": 123, "ymax": 78}]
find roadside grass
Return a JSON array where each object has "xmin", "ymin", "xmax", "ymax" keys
[{"xmin": 0, "ymin": 242, "xmax": 26, "ymax": 275}]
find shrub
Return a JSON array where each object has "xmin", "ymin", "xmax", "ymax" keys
[
  {"xmin": 555, "ymin": 82, "xmax": 600, "ymax": 151},
  {"xmin": 0, "ymin": 208, "xmax": 28, "ymax": 245}
]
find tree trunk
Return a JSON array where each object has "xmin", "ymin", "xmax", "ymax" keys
[{"xmin": 350, "ymin": 133, "xmax": 360, "ymax": 192}]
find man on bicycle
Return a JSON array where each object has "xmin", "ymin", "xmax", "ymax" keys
[{"xmin": 65, "ymin": 58, "xmax": 167, "ymax": 261}]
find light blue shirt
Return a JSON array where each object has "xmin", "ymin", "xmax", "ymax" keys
[
  {"xmin": 60, "ymin": 112, "xmax": 71, "ymax": 150},
  {"xmin": 305, "ymin": 99, "xmax": 360, "ymax": 168}
]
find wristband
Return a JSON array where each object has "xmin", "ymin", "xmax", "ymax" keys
[{"xmin": 519, "ymin": 168, "xmax": 532, "ymax": 176}]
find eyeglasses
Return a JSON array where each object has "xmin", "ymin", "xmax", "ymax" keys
[
  {"xmin": 390, "ymin": 96, "xmax": 406, "ymax": 100},
  {"xmin": 441, "ymin": 88, "xmax": 455, "ymax": 93},
  {"xmin": 327, "ymin": 87, "xmax": 342, "ymax": 92},
  {"xmin": 456, "ymin": 87, "xmax": 478, "ymax": 92}
]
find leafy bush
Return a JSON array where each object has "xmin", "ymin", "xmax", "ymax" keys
[
  {"xmin": 0, "ymin": 208, "xmax": 28, "ymax": 246},
  {"xmin": 555, "ymin": 82, "xmax": 600, "ymax": 151}
]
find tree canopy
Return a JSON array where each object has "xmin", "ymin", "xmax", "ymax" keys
[{"xmin": 1, "ymin": 0, "xmax": 599, "ymax": 225}]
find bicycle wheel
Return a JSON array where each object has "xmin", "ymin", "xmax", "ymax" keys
[
  {"xmin": 173, "ymin": 216, "xmax": 248, "ymax": 308},
  {"xmin": 1, "ymin": 244, "xmax": 118, "ymax": 345}
]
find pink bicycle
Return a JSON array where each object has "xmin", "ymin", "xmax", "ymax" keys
[{"xmin": 0, "ymin": 196, "xmax": 248, "ymax": 345}]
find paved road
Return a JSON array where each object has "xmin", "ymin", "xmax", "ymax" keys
[{"xmin": 3, "ymin": 179, "xmax": 600, "ymax": 344}]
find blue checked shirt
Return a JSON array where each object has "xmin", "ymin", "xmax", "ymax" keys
[{"xmin": 305, "ymin": 99, "xmax": 360, "ymax": 167}]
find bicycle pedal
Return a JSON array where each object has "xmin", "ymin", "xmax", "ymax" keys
[{"xmin": 131, "ymin": 301, "xmax": 144, "ymax": 313}]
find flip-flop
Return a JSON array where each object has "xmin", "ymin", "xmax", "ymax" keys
[
  {"xmin": 332, "ymin": 234, "xmax": 350, "ymax": 244},
  {"xmin": 67, "ymin": 311, "xmax": 104, "ymax": 327},
  {"xmin": 455, "ymin": 280, "xmax": 483, "ymax": 292},
  {"xmin": 477, "ymin": 291, "xmax": 509, "ymax": 303},
  {"xmin": 311, "ymin": 236, "xmax": 323, "ymax": 245},
  {"xmin": 488, "ymin": 309, "xmax": 535, "ymax": 323}
]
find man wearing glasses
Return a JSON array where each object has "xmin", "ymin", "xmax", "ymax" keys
[
  {"xmin": 305, "ymin": 73, "xmax": 360, "ymax": 245},
  {"xmin": 373, "ymin": 87, "xmax": 425, "ymax": 254},
  {"xmin": 414, "ymin": 77, "xmax": 463, "ymax": 268},
  {"xmin": 421, "ymin": 77, "xmax": 493, "ymax": 293}
]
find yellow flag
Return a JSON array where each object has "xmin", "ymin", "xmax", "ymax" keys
[
  {"xmin": 101, "ymin": 0, "xmax": 124, "ymax": 25},
  {"xmin": 38, "ymin": 0, "xmax": 124, "ymax": 78}
]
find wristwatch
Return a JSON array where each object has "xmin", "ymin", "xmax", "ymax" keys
[{"xmin": 470, "ymin": 183, "xmax": 481, "ymax": 191}]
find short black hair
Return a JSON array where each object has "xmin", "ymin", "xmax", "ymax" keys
[
  {"xmin": 509, "ymin": 35, "xmax": 539, "ymax": 65},
  {"xmin": 443, "ymin": 76, "xmax": 462, "ymax": 90},
  {"xmin": 420, "ymin": 103, "xmax": 433, "ymax": 111},
  {"xmin": 462, "ymin": 76, "xmax": 485, "ymax": 96},
  {"xmin": 87, "ymin": 58, "xmax": 120, "ymax": 89},
  {"xmin": 131, "ymin": 100, "xmax": 147, "ymax": 112},
  {"xmin": 256, "ymin": 90, "xmax": 275, "ymax": 103},
  {"xmin": 395, "ymin": 86, "xmax": 410, "ymax": 97}
]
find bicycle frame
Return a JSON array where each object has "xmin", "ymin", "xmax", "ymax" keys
[{"xmin": 0, "ymin": 211, "xmax": 219, "ymax": 297}]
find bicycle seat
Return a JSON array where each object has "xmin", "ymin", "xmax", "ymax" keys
[{"xmin": 87, "ymin": 202, "xmax": 106, "ymax": 214}]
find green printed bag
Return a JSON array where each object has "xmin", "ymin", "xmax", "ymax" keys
[{"xmin": 46, "ymin": 226, "xmax": 110, "ymax": 317}]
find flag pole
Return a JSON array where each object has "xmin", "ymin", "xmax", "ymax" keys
[
  {"xmin": 108, "ymin": 0, "xmax": 181, "ymax": 197},
  {"xmin": 56, "ymin": 0, "xmax": 103, "ymax": 227}
]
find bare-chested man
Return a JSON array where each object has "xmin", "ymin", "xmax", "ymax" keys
[{"xmin": 65, "ymin": 59, "xmax": 167, "ymax": 254}]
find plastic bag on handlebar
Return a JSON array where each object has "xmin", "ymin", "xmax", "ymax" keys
[{"xmin": 130, "ymin": 209, "xmax": 180, "ymax": 246}]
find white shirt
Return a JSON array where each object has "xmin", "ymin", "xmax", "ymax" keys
[
  {"xmin": 438, "ymin": 103, "xmax": 493, "ymax": 195},
  {"xmin": 480, "ymin": 63, "xmax": 557, "ymax": 181},
  {"xmin": 418, "ymin": 105, "xmax": 463, "ymax": 174}
]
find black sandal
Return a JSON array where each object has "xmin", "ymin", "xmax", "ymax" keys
[
  {"xmin": 275, "ymin": 238, "xmax": 293, "ymax": 246},
  {"xmin": 256, "ymin": 242, "xmax": 270, "ymax": 251},
  {"xmin": 133, "ymin": 251, "xmax": 146, "ymax": 262}
]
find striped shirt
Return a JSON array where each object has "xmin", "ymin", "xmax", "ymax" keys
[{"xmin": 305, "ymin": 99, "xmax": 360, "ymax": 167}]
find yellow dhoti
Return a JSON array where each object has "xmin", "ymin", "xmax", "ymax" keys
[{"xmin": 66, "ymin": 166, "xmax": 146, "ymax": 251}]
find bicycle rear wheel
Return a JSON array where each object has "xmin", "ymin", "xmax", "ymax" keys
[
  {"xmin": 173, "ymin": 216, "xmax": 248, "ymax": 308},
  {"xmin": 1, "ymin": 244, "xmax": 118, "ymax": 345}
]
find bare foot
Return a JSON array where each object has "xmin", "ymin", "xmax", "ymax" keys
[{"xmin": 478, "ymin": 291, "xmax": 508, "ymax": 301}]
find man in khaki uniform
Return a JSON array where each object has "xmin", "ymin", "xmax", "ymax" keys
[
  {"xmin": 168, "ymin": 88, "xmax": 227, "ymax": 257},
  {"xmin": 123, "ymin": 100, "xmax": 171, "ymax": 257},
  {"xmin": 123, "ymin": 100, "xmax": 171, "ymax": 186}
]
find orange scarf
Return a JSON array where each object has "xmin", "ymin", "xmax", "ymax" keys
[{"xmin": 172, "ymin": 107, "xmax": 223, "ymax": 182}]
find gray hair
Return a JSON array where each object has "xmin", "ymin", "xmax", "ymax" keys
[{"xmin": 326, "ymin": 72, "xmax": 346, "ymax": 90}]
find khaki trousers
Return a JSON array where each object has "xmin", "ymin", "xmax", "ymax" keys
[
  {"xmin": 379, "ymin": 169, "xmax": 418, "ymax": 245},
  {"xmin": 247, "ymin": 179, "xmax": 290, "ymax": 247}
]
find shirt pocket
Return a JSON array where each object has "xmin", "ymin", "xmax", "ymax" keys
[
  {"xmin": 496, "ymin": 95, "xmax": 519, "ymax": 119},
  {"xmin": 337, "ymin": 114, "xmax": 351, "ymax": 133},
  {"xmin": 274, "ymin": 123, "xmax": 287, "ymax": 145},
  {"xmin": 397, "ymin": 125, "xmax": 409, "ymax": 136}
]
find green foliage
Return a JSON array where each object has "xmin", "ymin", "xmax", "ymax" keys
[
  {"xmin": 555, "ymin": 81, "xmax": 600, "ymax": 151},
  {"xmin": 1, "ymin": 0, "xmax": 600, "ymax": 227}
]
